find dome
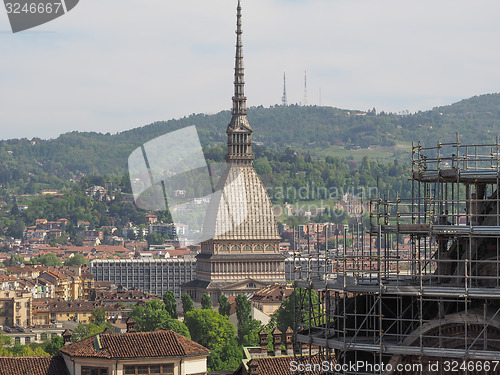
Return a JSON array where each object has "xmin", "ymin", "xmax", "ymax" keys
[{"xmin": 203, "ymin": 163, "xmax": 280, "ymax": 241}]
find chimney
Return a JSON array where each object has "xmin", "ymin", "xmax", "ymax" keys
[
  {"xmin": 61, "ymin": 329, "xmax": 72, "ymax": 345},
  {"xmin": 272, "ymin": 327, "xmax": 282, "ymax": 356},
  {"xmin": 248, "ymin": 360, "xmax": 259, "ymax": 375},
  {"xmin": 125, "ymin": 317, "xmax": 136, "ymax": 333},
  {"xmin": 285, "ymin": 327, "xmax": 293, "ymax": 355},
  {"xmin": 258, "ymin": 328, "xmax": 268, "ymax": 355}
]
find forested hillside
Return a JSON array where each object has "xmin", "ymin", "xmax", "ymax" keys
[{"xmin": 1, "ymin": 93, "xmax": 500, "ymax": 196}]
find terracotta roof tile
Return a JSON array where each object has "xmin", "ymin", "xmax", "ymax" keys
[
  {"xmin": 246, "ymin": 354, "xmax": 324, "ymax": 375},
  {"xmin": 251, "ymin": 283, "xmax": 293, "ymax": 303},
  {"xmin": 60, "ymin": 329, "xmax": 209, "ymax": 359},
  {"xmin": 0, "ymin": 356, "xmax": 69, "ymax": 375}
]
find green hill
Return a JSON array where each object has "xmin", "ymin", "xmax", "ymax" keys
[{"xmin": 1, "ymin": 93, "xmax": 500, "ymax": 195}]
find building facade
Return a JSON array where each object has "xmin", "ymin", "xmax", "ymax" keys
[
  {"xmin": 0, "ymin": 289, "xmax": 32, "ymax": 328},
  {"xmin": 90, "ymin": 258, "xmax": 196, "ymax": 298}
]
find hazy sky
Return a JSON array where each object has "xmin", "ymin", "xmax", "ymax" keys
[{"xmin": 1, "ymin": 0, "xmax": 500, "ymax": 140}]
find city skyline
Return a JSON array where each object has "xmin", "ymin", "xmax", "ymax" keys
[{"xmin": 1, "ymin": 0, "xmax": 500, "ymax": 140}]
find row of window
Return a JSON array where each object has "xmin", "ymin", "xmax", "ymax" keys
[
  {"xmin": 124, "ymin": 364, "xmax": 174, "ymax": 375},
  {"xmin": 12, "ymin": 332, "xmax": 64, "ymax": 344},
  {"xmin": 82, "ymin": 368, "xmax": 108, "ymax": 375},
  {"xmin": 95, "ymin": 272, "xmax": 194, "ymax": 277},
  {"xmin": 219, "ymin": 244, "xmax": 275, "ymax": 252}
]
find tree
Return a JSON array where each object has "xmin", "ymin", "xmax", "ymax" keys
[
  {"xmin": 162, "ymin": 291, "xmax": 177, "ymax": 319},
  {"xmin": 0, "ymin": 334, "xmax": 12, "ymax": 347},
  {"xmin": 218, "ymin": 295, "xmax": 230, "ymax": 316},
  {"xmin": 10, "ymin": 203, "xmax": 20, "ymax": 216},
  {"xmin": 184, "ymin": 309, "xmax": 242, "ymax": 371},
  {"xmin": 4, "ymin": 254, "xmax": 25, "ymax": 266},
  {"xmin": 254, "ymin": 157, "xmax": 272, "ymax": 175},
  {"xmin": 7, "ymin": 342, "xmax": 49, "ymax": 356},
  {"xmin": 201, "ymin": 293, "xmax": 212, "ymax": 309},
  {"xmin": 130, "ymin": 299, "xmax": 190, "ymax": 338},
  {"xmin": 235, "ymin": 294, "xmax": 260, "ymax": 346},
  {"xmin": 49, "ymin": 234, "xmax": 69, "ymax": 247},
  {"xmin": 146, "ymin": 232, "xmax": 164, "ymax": 246},
  {"xmin": 71, "ymin": 322, "xmax": 110, "ymax": 343},
  {"xmin": 181, "ymin": 294, "xmax": 194, "ymax": 315},
  {"xmin": 73, "ymin": 235, "xmax": 84, "ymax": 246},
  {"xmin": 31, "ymin": 253, "xmax": 62, "ymax": 267},
  {"xmin": 164, "ymin": 319, "xmax": 191, "ymax": 339},
  {"xmin": 235, "ymin": 294, "xmax": 251, "ymax": 329},
  {"xmin": 275, "ymin": 288, "xmax": 322, "ymax": 336},
  {"xmin": 64, "ymin": 253, "xmax": 89, "ymax": 266},
  {"xmin": 90, "ymin": 307, "xmax": 107, "ymax": 325},
  {"xmin": 131, "ymin": 299, "xmax": 169, "ymax": 332},
  {"xmin": 6, "ymin": 219, "xmax": 25, "ymax": 239},
  {"xmin": 43, "ymin": 335, "xmax": 64, "ymax": 356}
]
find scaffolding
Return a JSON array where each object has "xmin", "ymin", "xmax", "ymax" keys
[{"xmin": 294, "ymin": 137, "xmax": 500, "ymax": 374}]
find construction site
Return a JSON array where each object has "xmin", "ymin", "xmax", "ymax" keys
[{"xmin": 293, "ymin": 137, "xmax": 500, "ymax": 374}]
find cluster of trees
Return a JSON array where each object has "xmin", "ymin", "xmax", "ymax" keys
[
  {"xmin": 130, "ymin": 293, "xmax": 237, "ymax": 371},
  {"xmin": 129, "ymin": 294, "xmax": 190, "ymax": 339},
  {"xmin": 1, "ymin": 252, "xmax": 89, "ymax": 268},
  {"xmin": 64, "ymin": 253, "xmax": 89, "ymax": 266},
  {"xmin": 0, "ymin": 334, "xmax": 63, "ymax": 357},
  {"xmin": 127, "ymin": 292, "xmax": 266, "ymax": 372},
  {"xmin": 125, "ymin": 290, "xmax": 323, "ymax": 371}
]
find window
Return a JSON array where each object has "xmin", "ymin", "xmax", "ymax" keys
[
  {"xmin": 149, "ymin": 365, "xmax": 161, "ymax": 374},
  {"xmin": 124, "ymin": 364, "xmax": 174, "ymax": 375},
  {"xmin": 25, "ymin": 337, "xmax": 30, "ymax": 344},
  {"xmin": 82, "ymin": 368, "xmax": 108, "ymax": 375}
]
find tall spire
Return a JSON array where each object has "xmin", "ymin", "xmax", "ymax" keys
[
  {"xmin": 227, "ymin": 0, "xmax": 253, "ymax": 163},
  {"xmin": 232, "ymin": 0, "xmax": 246, "ymax": 118}
]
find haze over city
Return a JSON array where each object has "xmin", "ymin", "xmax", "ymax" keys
[{"xmin": 1, "ymin": 0, "xmax": 500, "ymax": 140}]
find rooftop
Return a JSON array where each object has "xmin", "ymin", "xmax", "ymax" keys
[
  {"xmin": 251, "ymin": 283, "xmax": 293, "ymax": 304},
  {"xmin": 235, "ymin": 354, "xmax": 323, "ymax": 375},
  {"xmin": 59, "ymin": 329, "xmax": 209, "ymax": 359},
  {"xmin": 0, "ymin": 356, "xmax": 69, "ymax": 375}
]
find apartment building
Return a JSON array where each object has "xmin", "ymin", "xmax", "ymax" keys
[
  {"xmin": 32, "ymin": 299, "xmax": 110, "ymax": 325},
  {"xmin": 38, "ymin": 270, "xmax": 73, "ymax": 300},
  {"xmin": 0, "ymin": 289, "xmax": 32, "ymax": 328},
  {"xmin": 90, "ymin": 258, "xmax": 196, "ymax": 297}
]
